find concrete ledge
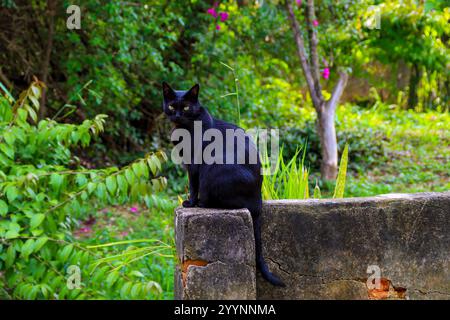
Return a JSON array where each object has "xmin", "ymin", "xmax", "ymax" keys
[
  {"xmin": 174, "ymin": 208, "xmax": 256, "ymax": 300},
  {"xmin": 175, "ymin": 192, "xmax": 450, "ymax": 300}
]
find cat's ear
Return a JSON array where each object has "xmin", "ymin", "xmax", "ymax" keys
[
  {"xmin": 162, "ymin": 82, "xmax": 176, "ymax": 101},
  {"xmin": 184, "ymin": 83, "xmax": 200, "ymax": 102}
]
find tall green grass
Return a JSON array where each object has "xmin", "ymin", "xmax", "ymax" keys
[
  {"xmin": 333, "ymin": 143, "xmax": 349, "ymax": 198},
  {"xmin": 262, "ymin": 146, "xmax": 309, "ymax": 199},
  {"xmin": 262, "ymin": 144, "xmax": 349, "ymax": 200}
]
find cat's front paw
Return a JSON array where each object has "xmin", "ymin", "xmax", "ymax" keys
[{"xmin": 182, "ymin": 199, "xmax": 197, "ymax": 208}]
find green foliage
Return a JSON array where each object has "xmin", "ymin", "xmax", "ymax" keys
[
  {"xmin": 262, "ymin": 144, "xmax": 349, "ymax": 200},
  {"xmin": 353, "ymin": 1, "xmax": 450, "ymax": 110},
  {"xmin": 0, "ymin": 0, "xmax": 448, "ymax": 300},
  {"xmin": 333, "ymin": 144, "xmax": 349, "ymax": 199},
  {"xmin": 220, "ymin": 62, "xmax": 241, "ymax": 126},
  {"xmin": 279, "ymin": 117, "xmax": 387, "ymax": 173},
  {"xmin": 1, "ymin": 0, "xmax": 447, "ymax": 161},
  {"xmin": 0, "ymin": 81, "xmax": 170, "ymax": 299},
  {"xmin": 345, "ymin": 105, "xmax": 450, "ymax": 198},
  {"xmin": 262, "ymin": 147, "xmax": 310, "ymax": 200}
]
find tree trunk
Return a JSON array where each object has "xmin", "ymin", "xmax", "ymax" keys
[
  {"xmin": 407, "ymin": 63, "xmax": 421, "ymax": 110},
  {"xmin": 396, "ymin": 59, "xmax": 409, "ymax": 91},
  {"xmin": 286, "ymin": 0, "xmax": 348, "ymax": 180},
  {"xmin": 40, "ymin": 0, "xmax": 56, "ymax": 119},
  {"xmin": 317, "ymin": 107, "xmax": 338, "ymax": 180},
  {"xmin": 320, "ymin": 72, "xmax": 348, "ymax": 180}
]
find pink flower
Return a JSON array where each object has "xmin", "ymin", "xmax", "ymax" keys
[
  {"xmin": 322, "ymin": 68, "xmax": 330, "ymax": 79},
  {"xmin": 216, "ymin": 24, "xmax": 221, "ymax": 30},
  {"xmin": 219, "ymin": 12, "xmax": 229, "ymax": 22},
  {"xmin": 296, "ymin": 0, "xmax": 302, "ymax": 5},
  {"xmin": 130, "ymin": 206, "xmax": 139, "ymax": 213},
  {"xmin": 313, "ymin": 20, "xmax": 319, "ymax": 27},
  {"xmin": 207, "ymin": 7, "xmax": 218, "ymax": 18}
]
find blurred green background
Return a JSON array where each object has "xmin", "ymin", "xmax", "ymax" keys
[{"xmin": 0, "ymin": 0, "xmax": 448, "ymax": 299}]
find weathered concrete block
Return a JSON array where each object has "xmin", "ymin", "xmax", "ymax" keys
[
  {"xmin": 257, "ymin": 192, "xmax": 450, "ymax": 300},
  {"xmin": 174, "ymin": 192, "xmax": 449, "ymax": 300},
  {"xmin": 175, "ymin": 207, "xmax": 256, "ymax": 300}
]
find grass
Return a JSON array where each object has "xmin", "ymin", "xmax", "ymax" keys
[
  {"xmin": 262, "ymin": 142, "xmax": 349, "ymax": 200},
  {"xmin": 75, "ymin": 197, "xmax": 177, "ymax": 299},
  {"xmin": 262, "ymin": 146, "xmax": 310, "ymax": 200},
  {"xmin": 336, "ymin": 105, "xmax": 450, "ymax": 197}
]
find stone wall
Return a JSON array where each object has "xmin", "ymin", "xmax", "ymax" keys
[{"xmin": 174, "ymin": 192, "xmax": 450, "ymax": 300}]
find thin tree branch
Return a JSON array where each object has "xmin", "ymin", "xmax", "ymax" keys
[
  {"xmin": 285, "ymin": 0, "xmax": 322, "ymax": 112},
  {"xmin": 326, "ymin": 71, "xmax": 348, "ymax": 112},
  {"xmin": 305, "ymin": 0, "xmax": 323, "ymax": 102}
]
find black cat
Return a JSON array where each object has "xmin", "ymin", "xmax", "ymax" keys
[{"xmin": 162, "ymin": 82, "xmax": 285, "ymax": 287}]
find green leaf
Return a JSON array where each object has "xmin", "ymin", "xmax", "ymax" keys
[
  {"xmin": 31, "ymin": 85, "xmax": 41, "ymax": 97},
  {"xmin": 30, "ymin": 214, "xmax": 45, "ymax": 229},
  {"xmin": 147, "ymin": 158, "xmax": 156, "ymax": 175},
  {"xmin": 0, "ymin": 200, "xmax": 8, "ymax": 216},
  {"xmin": 34, "ymin": 237, "xmax": 49, "ymax": 252},
  {"xmin": 29, "ymin": 95, "xmax": 40, "ymax": 110},
  {"xmin": 8, "ymin": 222, "xmax": 20, "ymax": 233},
  {"xmin": 140, "ymin": 161, "xmax": 149, "ymax": 179},
  {"xmin": 87, "ymin": 182, "xmax": 96, "ymax": 194},
  {"xmin": 0, "ymin": 143, "xmax": 14, "ymax": 159},
  {"xmin": 333, "ymin": 143, "xmax": 349, "ymax": 199},
  {"xmin": 313, "ymin": 180, "xmax": 322, "ymax": 199},
  {"xmin": 91, "ymin": 266, "xmax": 108, "ymax": 284},
  {"xmin": 59, "ymin": 245, "xmax": 74, "ymax": 262},
  {"xmin": 96, "ymin": 183, "xmax": 107, "ymax": 201},
  {"xmin": 50, "ymin": 173, "xmax": 64, "ymax": 193},
  {"xmin": 27, "ymin": 105, "xmax": 38, "ymax": 123},
  {"xmin": 6, "ymin": 186, "xmax": 18, "ymax": 203},
  {"xmin": 130, "ymin": 283, "xmax": 141, "ymax": 298},
  {"xmin": 132, "ymin": 163, "xmax": 142, "ymax": 178},
  {"xmin": 80, "ymin": 251, "xmax": 90, "ymax": 265},
  {"xmin": 116, "ymin": 175, "xmax": 127, "ymax": 194},
  {"xmin": 151, "ymin": 178, "xmax": 161, "ymax": 192},
  {"xmin": 130, "ymin": 270, "xmax": 144, "ymax": 278},
  {"xmin": 106, "ymin": 271, "xmax": 120, "ymax": 288},
  {"xmin": 5, "ymin": 245, "xmax": 15, "ymax": 268},
  {"xmin": 5, "ymin": 230, "xmax": 19, "ymax": 239},
  {"xmin": 120, "ymin": 282, "xmax": 133, "ymax": 299},
  {"xmin": 146, "ymin": 281, "xmax": 162, "ymax": 295},
  {"xmin": 125, "ymin": 168, "xmax": 135, "ymax": 184},
  {"xmin": 21, "ymin": 239, "xmax": 35, "ymax": 259},
  {"xmin": 105, "ymin": 176, "xmax": 117, "ymax": 195},
  {"xmin": 3, "ymin": 131, "xmax": 16, "ymax": 146},
  {"xmin": 75, "ymin": 174, "xmax": 88, "ymax": 187}
]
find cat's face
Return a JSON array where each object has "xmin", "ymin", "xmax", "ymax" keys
[{"xmin": 162, "ymin": 82, "xmax": 201, "ymax": 125}]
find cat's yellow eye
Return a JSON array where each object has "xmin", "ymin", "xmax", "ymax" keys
[
  {"xmin": 168, "ymin": 105, "xmax": 174, "ymax": 111},
  {"xmin": 183, "ymin": 106, "xmax": 189, "ymax": 111}
]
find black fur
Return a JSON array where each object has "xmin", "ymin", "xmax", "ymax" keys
[{"xmin": 162, "ymin": 82, "xmax": 285, "ymax": 287}]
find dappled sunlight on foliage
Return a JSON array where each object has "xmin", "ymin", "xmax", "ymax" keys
[{"xmin": 0, "ymin": 0, "xmax": 448, "ymax": 300}]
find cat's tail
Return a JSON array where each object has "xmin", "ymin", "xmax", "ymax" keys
[{"xmin": 251, "ymin": 209, "xmax": 286, "ymax": 287}]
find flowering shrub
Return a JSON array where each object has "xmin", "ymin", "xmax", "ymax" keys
[
  {"xmin": 0, "ymin": 81, "xmax": 170, "ymax": 299},
  {"xmin": 206, "ymin": 2, "xmax": 229, "ymax": 31},
  {"xmin": 322, "ymin": 67, "xmax": 330, "ymax": 79}
]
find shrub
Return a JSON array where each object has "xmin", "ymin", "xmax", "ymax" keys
[
  {"xmin": 279, "ymin": 119, "xmax": 388, "ymax": 173},
  {"xmin": 0, "ymin": 81, "xmax": 170, "ymax": 299}
]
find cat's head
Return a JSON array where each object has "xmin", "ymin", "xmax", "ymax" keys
[{"xmin": 162, "ymin": 82, "xmax": 201, "ymax": 125}]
